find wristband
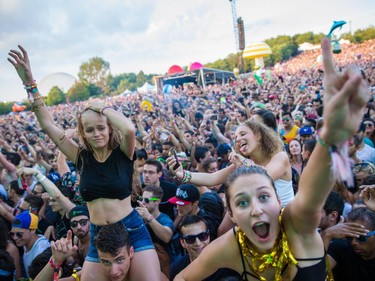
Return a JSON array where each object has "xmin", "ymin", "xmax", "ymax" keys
[
  {"xmin": 49, "ymin": 258, "xmax": 62, "ymax": 281},
  {"xmin": 146, "ymin": 215, "xmax": 154, "ymax": 223},
  {"xmin": 38, "ymin": 175, "xmax": 46, "ymax": 183},
  {"xmin": 71, "ymin": 269, "xmax": 80, "ymax": 281}
]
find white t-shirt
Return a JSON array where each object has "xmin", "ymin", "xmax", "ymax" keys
[
  {"xmin": 23, "ymin": 235, "xmax": 50, "ymax": 277},
  {"xmin": 356, "ymin": 144, "xmax": 375, "ymax": 164}
]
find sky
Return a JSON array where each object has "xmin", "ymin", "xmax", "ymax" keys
[{"xmin": 0, "ymin": 0, "xmax": 374, "ymax": 102}]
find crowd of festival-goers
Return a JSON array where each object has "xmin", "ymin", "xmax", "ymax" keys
[{"xmin": 0, "ymin": 38, "xmax": 374, "ymax": 281}]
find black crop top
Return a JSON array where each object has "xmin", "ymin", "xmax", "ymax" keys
[{"xmin": 76, "ymin": 147, "xmax": 134, "ymax": 202}]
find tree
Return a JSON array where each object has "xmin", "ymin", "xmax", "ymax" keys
[
  {"xmin": 67, "ymin": 82, "xmax": 90, "ymax": 103},
  {"xmin": 78, "ymin": 57, "xmax": 110, "ymax": 93},
  {"xmin": 136, "ymin": 71, "xmax": 146, "ymax": 87},
  {"xmin": 46, "ymin": 86, "xmax": 65, "ymax": 106}
]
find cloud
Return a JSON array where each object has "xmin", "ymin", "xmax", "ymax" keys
[{"xmin": 1, "ymin": 0, "xmax": 374, "ymax": 101}]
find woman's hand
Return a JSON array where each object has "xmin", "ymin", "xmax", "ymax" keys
[
  {"xmin": 8, "ymin": 45, "xmax": 35, "ymax": 85},
  {"xmin": 360, "ymin": 185, "xmax": 375, "ymax": 211},
  {"xmin": 319, "ymin": 37, "xmax": 369, "ymax": 145},
  {"xmin": 229, "ymin": 150, "xmax": 246, "ymax": 167}
]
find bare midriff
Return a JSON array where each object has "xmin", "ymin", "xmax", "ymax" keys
[{"xmin": 87, "ymin": 196, "xmax": 133, "ymax": 225}]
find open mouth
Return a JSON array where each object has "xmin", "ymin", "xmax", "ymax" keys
[
  {"xmin": 239, "ymin": 142, "xmax": 248, "ymax": 152},
  {"xmin": 252, "ymin": 222, "xmax": 270, "ymax": 240}
]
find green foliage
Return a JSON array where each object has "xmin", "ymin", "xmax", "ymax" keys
[
  {"xmin": 136, "ymin": 71, "xmax": 147, "ymax": 87},
  {"xmin": 67, "ymin": 82, "xmax": 90, "ymax": 102},
  {"xmin": 0, "ymin": 101, "xmax": 17, "ymax": 115},
  {"xmin": 342, "ymin": 26, "xmax": 375, "ymax": 43},
  {"xmin": 46, "ymin": 86, "xmax": 65, "ymax": 106},
  {"xmin": 78, "ymin": 57, "xmax": 110, "ymax": 93}
]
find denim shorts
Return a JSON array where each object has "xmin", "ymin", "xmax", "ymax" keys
[{"xmin": 86, "ymin": 209, "xmax": 154, "ymax": 262}]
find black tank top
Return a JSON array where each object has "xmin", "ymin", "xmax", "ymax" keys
[{"xmin": 77, "ymin": 147, "xmax": 134, "ymax": 202}]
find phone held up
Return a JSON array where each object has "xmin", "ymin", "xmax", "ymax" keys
[{"xmin": 168, "ymin": 148, "xmax": 180, "ymax": 170}]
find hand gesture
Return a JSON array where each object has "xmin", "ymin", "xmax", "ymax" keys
[
  {"xmin": 319, "ymin": 37, "xmax": 369, "ymax": 145},
  {"xmin": 50, "ymin": 230, "xmax": 78, "ymax": 265},
  {"xmin": 8, "ymin": 45, "xmax": 35, "ymax": 85},
  {"xmin": 360, "ymin": 185, "xmax": 375, "ymax": 211},
  {"xmin": 135, "ymin": 200, "xmax": 151, "ymax": 221},
  {"xmin": 44, "ymin": 225, "xmax": 56, "ymax": 241}
]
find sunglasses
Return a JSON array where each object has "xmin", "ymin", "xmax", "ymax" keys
[
  {"xmin": 138, "ymin": 196, "xmax": 159, "ymax": 204},
  {"xmin": 182, "ymin": 230, "xmax": 210, "ymax": 245},
  {"xmin": 364, "ymin": 123, "xmax": 374, "ymax": 127},
  {"xmin": 346, "ymin": 230, "xmax": 375, "ymax": 243},
  {"xmin": 10, "ymin": 231, "xmax": 25, "ymax": 239},
  {"xmin": 282, "ymin": 118, "xmax": 290, "ymax": 122},
  {"xmin": 70, "ymin": 219, "xmax": 89, "ymax": 228}
]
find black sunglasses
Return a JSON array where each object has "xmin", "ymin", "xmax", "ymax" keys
[
  {"xmin": 347, "ymin": 230, "xmax": 375, "ymax": 243},
  {"xmin": 182, "ymin": 230, "xmax": 210, "ymax": 244},
  {"xmin": 70, "ymin": 219, "xmax": 89, "ymax": 228},
  {"xmin": 10, "ymin": 231, "xmax": 24, "ymax": 239}
]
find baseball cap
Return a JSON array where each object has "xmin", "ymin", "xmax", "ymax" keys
[
  {"xmin": 217, "ymin": 143, "xmax": 232, "ymax": 157},
  {"xmin": 12, "ymin": 211, "xmax": 38, "ymax": 230},
  {"xmin": 168, "ymin": 184, "xmax": 200, "ymax": 206},
  {"xmin": 69, "ymin": 205, "xmax": 90, "ymax": 220},
  {"xmin": 62, "ymin": 172, "xmax": 77, "ymax": 189},
  {"xmin": 47, "ymin": 172, "xmax": 61, "ymax": 184},
  {"xmin": 299, "ymin": 126, "xmax": 313, "ymax": 136}
]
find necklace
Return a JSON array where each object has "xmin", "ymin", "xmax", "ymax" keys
[{"xmin": 236, "ymin": 211, "xmax": 298, "ymax": 281}]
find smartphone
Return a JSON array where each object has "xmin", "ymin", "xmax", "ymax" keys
[
  {"xmin": 211, "ymin": 115, "xmax": 218, "ymax": 121},
  {"xmin": 168, "ymin": 148, "xmax": 180, "ymax": 170}
]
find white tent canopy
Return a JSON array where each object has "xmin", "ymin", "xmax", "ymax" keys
[
  {"xmin": 137, "ymin": 82, "xmax": 155, "ymax": 93},
  {"xmin": 121, "ymin": 89, "xmax": 133, "ymax": 95}
]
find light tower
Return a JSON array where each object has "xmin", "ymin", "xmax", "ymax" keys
[{"xmin": 229, "ymin": 0, "xmax": 239, "ymax": 51}]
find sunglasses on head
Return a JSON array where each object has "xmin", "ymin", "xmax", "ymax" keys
[
  {"xmin": 137, "ymin": 196, "xmax": 159, "ymax": 204},
  {"xmin": 10, "ymin": 231, "xmax": 25, "ymax": 239},
  {"xmin": 182, "ymin": 230, "xmax": 210, "ymax": 244},
  {"xmin": 347, "ymin": 230, "xmax": 375, "ymax": 243},
  {"xmin": 70, "ymin": 219, "xmax": 89, "ymax": 228}
]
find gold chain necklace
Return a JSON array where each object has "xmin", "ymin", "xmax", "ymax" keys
[{"xmin": 237, "ymin": 227, "xmax": 297, "ymax": 281}]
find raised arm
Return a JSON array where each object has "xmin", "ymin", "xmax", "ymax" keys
[
  {"xmin": 17, "ymin": 167, "xmax": 75, "ymax": 214},
  {"xmin": 8, "ymin": 45, "xmax": 79, "ymax": 162},
  {"xmin": 286, "ymin": 37, "xmax": 369, "ymax": 234},
  {"xmin": 167, "ymin": 156, "xmax": 236, "ymax": 186}
]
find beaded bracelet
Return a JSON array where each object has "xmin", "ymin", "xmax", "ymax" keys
[
  {"xmin": 242, "ymin": 158, "xmax": 254, "ymax": 167},
  {"xmin": 23, "ymin": 80, "xmax": 36, "ymax": 87}
]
